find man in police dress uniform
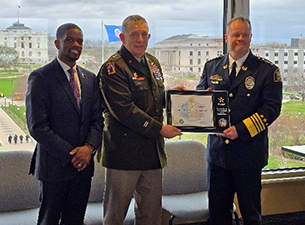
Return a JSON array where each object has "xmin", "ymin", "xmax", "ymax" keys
[
  {"xmin": 196, "ymin": 16, "xmax": 282, "ymax": 225},
  {"xmin": 98, "ymin": 15, "xmax": 182, "ymax": 225}
]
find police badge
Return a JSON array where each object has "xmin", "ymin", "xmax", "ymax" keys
[{"xmin": 245, "ymin": 76, "xmax": 255, "ymax": 90}]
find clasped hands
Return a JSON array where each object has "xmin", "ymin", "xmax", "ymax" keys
[{"xmin": 69, "ymin": 144, "xmax": 94, "ymax": 171}]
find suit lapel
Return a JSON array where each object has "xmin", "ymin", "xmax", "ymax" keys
[
  {"xmin": 52, "ymin": 59, "xmax": 81, "ymax": 114},
  {"xmin": 217, "ymin": 55, "xmax": 231, "ymax": 88},
  {"xmin": 231, "ymin": 52, "xmax": 259, "ymax": 89},
  {"xmin": 233, "ymin": 65, "xmax": 252, "ymax": 89},
  {"xmin": 120, "ymin": 46, "xmax": 150, "ymax": 78},
  {"xmin": 77, "ymin": 66, "xmax": 89, "ymax": 117},
  {"xmin": 129, "ymin": 58, "xmax": 147, "ymax": 77}
]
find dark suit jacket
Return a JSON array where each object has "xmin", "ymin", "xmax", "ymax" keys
[
  {"xmin": 197, "ymin": 51, "xmax": 282, "ymax": 169},
  {"xmin": 26, "ymin": 58, "xmax": 104, "ymax": 181}
]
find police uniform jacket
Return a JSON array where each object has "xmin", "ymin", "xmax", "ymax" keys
[
  {"xmin": 196, "ymin": 51, "xmax": 282, "ymax": 169},
  {"xmin": 98, "ymin": 45, "xmax": 166, "ymax": 170}
]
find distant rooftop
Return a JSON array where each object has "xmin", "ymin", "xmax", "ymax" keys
[
  {"xmin": 158, "ymin": 34, "xmax": 222, "ymax": 44},
  {"xmin": 6, "ymin": 21, "xmax": 31, "ymax": 31},
  {"xmin": 291, "ymin": 37, "xmax": 305, "ymax": 48}
]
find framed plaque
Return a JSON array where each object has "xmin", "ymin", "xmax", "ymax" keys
[{"xmin": 166, "ymin": 90, "xmax": 230, "ymax": 133}]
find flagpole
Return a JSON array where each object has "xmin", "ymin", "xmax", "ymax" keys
[
  {"xmin": 17, "ymin": 6, "xmax": 20, "ymax": 22},
  {"xmin": 101, "ymin": 21, "xmax": 104, "ymax": 63}
]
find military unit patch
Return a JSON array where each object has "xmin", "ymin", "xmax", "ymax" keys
[
  {"xmin": 106, "ymin": 62, "xmax": 116, "ymax": 75},
  {"xmin": 274, "ymin": 68, "xmax": 282, "ymax": 83}
]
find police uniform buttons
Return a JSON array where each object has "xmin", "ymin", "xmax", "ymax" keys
[
  {"xmin": 155, "ymin": 97, "xmax": 158, "ymax": 101},
  {"xmin": 229, "ymin": 93, "xmax": 233, "ymax": 98},
  {"xmin": 247, "ymin": 93, "xmax": 250, "ymax": 97},
  {"xmin": 225, "ymin": 139, "xmax": 230, "ymax": 144}
]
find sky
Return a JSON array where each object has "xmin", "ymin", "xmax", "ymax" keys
[{"xmin": 1, "ymin": 0, "xmax": 305, "ymax": 47}]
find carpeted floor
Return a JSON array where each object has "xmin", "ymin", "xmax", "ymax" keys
[{"xmin": 181, "ymin": 211, "xmax": 305, "ymax": 225}]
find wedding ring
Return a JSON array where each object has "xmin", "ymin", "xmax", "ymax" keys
[{"xmin": 77, "ymin": 163, "xmax": 82, "ymax": 168}]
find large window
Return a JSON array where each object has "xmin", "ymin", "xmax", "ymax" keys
[
  {"xmin": 250, "ymin": 0, "xmax": 305, "ymax": 170},
  {"xmin": 1, "ymin": 0, "xmax": 305, "ymax": 171}
]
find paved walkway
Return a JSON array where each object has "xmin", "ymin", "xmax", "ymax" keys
[{"xmin": 0, "ymin": 107, "xmax": 35, "ymax": 151}]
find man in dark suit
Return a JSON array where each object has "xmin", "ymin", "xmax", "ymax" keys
[
  {"xmin": 26, "ymin": 23, "xmax": 104, "ymax": 225},
  {"xmin": 196, "ymin": 17, "xmax": 282, "ymax": 225},
  {"xmin": 98, "ymin": 15, "xmax": 182, "ymax": 225}
]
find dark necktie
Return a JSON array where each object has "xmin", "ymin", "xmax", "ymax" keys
[
  {"xmin": 230, "ymin": 61, "xmax": 237, "ymax": 85},
  {"xmin": 68, "ymin": 68, "xmax": 81, "ymax": 108},
  {"xmin": 140, "ymin": 58, "xmax": 150, "ymax": 76},
  {"xmin": 140, "ymin": 58, "xmax": 146, "ymax": 67}
]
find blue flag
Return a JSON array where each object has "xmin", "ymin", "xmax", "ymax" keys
[{"xmin": 104, "ymin": 25, "xmax": 122, "ymax": 42}]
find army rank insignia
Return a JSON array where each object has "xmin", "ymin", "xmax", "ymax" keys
[{"xmin": 106, "ymin": 62, "xmax": 116, "ymax": 75}]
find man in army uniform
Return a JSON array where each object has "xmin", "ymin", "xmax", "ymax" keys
[
  {"xmin": 196, "ymin": 16, "xmax": 282, "ymax": 225},
  {"xmin": 98, "ymin": 15, "xmax": 182, "ymax": 225}
]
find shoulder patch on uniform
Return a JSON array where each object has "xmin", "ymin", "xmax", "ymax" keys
[
  {"xmin": 111, "ymin": 53, "xmax": 121, "ymax": 61},
  {"xmin": 208, "ymin": 55, "xmax": 224, "ymax": 62},
  {"xmin": 144, "ymin": 52, "xmax": 158, "ymax": 62},
  {"xmin": 257, "ymin": 56, "xmax": 274, "ymax": 66},
  {"xmin": 144, "ymin": 52, "xmax": 152, "ymax": 57},
  {"xmin": 274, "ymin": 68, "xmax": 282, "ymax": 83},
  {"xmin": 106, "ymin": 62, "xmax": 116, "ymax": 75}
]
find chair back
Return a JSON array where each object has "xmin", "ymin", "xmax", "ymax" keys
[
  {"xmin": 0, "ymin": 150, "xmax": 40, "ymax": 212},
  {"xmin": 162, "ymin": 140, "xmax": 207, "ymax": 195}
]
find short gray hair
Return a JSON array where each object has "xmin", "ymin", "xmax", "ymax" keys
[
  {"xmin": 226, "ymin": 16, "xmax": 252, "ymax": 33},
  {"xmin": 122, "ymin": 15, "xmax": 148, "ymax": 34}
]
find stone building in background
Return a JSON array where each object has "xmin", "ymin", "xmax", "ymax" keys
[{"xmin": 0, "ymin": 21, "xmax": 48, "ymax": 65}]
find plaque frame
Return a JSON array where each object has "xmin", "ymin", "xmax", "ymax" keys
[{"xmin": 166, "ymin": 90, "xmax": 230, "ymax": 133}]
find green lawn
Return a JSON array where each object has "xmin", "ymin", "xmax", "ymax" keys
[
  {"xmin": 1, "ymin": 105, "xmax": 28, "ymax": 135},
  {"xmin": 0, "ymin": 79, "xmax": 16, "ymax": 97},
  {"xmin": 0, "ymin": 69, "xmax": 19, "ymax": 77},
  {"xmin": 265, "ymin": 155, "xmax": 305, "ymax": 169},
  {"xmin": 282, "ymin": 100, "xmax": 305, "ymax": 114}
]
